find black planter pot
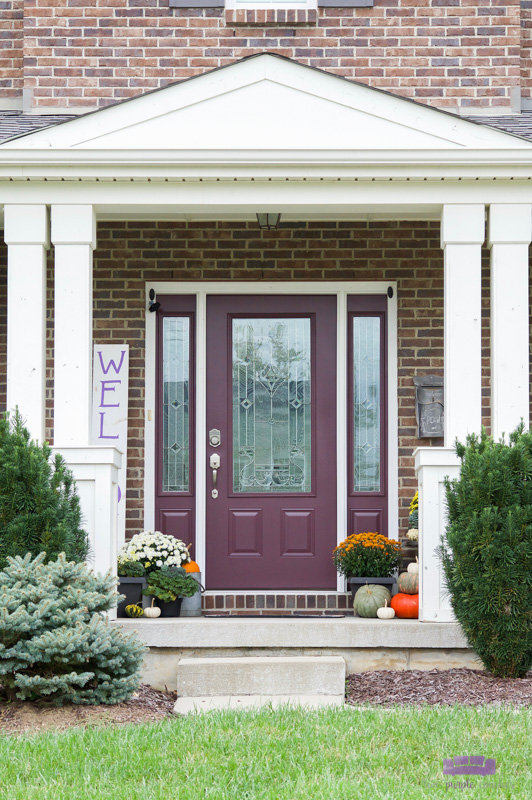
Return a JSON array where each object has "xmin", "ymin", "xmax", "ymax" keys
[
  {"xmin": 347, "ymin": 577, "xmax": 396, "ymax": 605},
  {"xmin": 157, "ymin": 597, "xmax": 183, "ymax": 617},
  {"xmin": 117, "ymin": 577, "xmax": 147, "ymax": 618}
]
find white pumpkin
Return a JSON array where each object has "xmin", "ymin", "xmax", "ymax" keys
[
  {"xmin": 407, "ymin": 556, "xmax": 419, "ymax": 575},
  {"xmin": 144, "ymin": 599, "xmax": 161, "ymax": 619},
  {"xmin": 376, "ymin": 600, "xmax": 395, "ymax": 620}
]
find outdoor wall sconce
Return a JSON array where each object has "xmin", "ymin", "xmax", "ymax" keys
[
  {"xmin": 148, "ymin": 288, "xmax": 161, "ymax": 313},
  {"xmin": 256, "ymin": 213, "xmax": 281, "ymax": 230}
]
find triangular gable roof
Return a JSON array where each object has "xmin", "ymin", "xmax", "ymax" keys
[{"xmin": 2, "ymin": 54, "xmax": 530, "ymax": 152}]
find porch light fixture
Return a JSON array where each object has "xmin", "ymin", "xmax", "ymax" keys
[
  {"xmin": 148, "ymin": 288, "xmax": 161, "ymax": 313},
  {"xmin": 256, "ymin": 213, "xmax": 281, "ymax": 230}
]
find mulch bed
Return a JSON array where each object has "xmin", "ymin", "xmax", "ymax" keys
[
  {"xmin": 346, "ymin": 668, "xmax": 532, "ymax": 707},
  {"xmin": 0, "ymin": 684, "xmax": 176, "ymax": 736},
  {"xmin": 1, "ymin": 669, "xmax": 531, "ymax": 735}
]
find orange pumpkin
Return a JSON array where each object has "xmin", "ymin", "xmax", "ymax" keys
[
  {"xmin": 184, "ymin": 560, "xmax": 200, "ymax": 573},
  {"xmin": 390, "ymin": 592, "xmax": 419, "ymax": 619}
]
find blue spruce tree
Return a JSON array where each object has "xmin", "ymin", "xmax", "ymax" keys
[{"xmin": 0, "ymin": 553, "xmax": 146, "ymax": 704}]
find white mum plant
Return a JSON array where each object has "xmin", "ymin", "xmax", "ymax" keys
[{"xmin": 118, "ymin": 531, "xmax": 189, "ymax": 573}]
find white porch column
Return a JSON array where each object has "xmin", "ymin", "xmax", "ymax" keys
[
  {"xmin": 415, "ymin": 205, "xmax": 484, "ymax": 623},
  {"xmin": 4, "ymin": 205, "xmax": 49, "ymax": 442},
  {"xmin": 51, "ymin": 205, "xmax": 96, "ymax": 447},
  {"xmin": 415, "ymin": 448, "xmax": 460, "ymax": 622},
  {"xmin": 488, "ymin": 204, "xmax": 531, "ymax": 440},
  {"xmin": 441, "ymin": 204, "xmax": 485, "ymax": 445}
]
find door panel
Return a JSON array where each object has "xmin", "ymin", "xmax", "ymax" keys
[
  {"xmin": 155, "ymin": 295, "xmax": 196, "ymax": 556},
  {"xmin": 347, "ymin": 295, "xmax": 388, "ymax": 538},
  {"xmin": 206, "ymin": 295, "xmax": 337, "ymax": 590}
]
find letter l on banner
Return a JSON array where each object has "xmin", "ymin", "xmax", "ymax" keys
[{"xmin": 91, "ymin": 345, "xmax": 129, "ymax": 547}]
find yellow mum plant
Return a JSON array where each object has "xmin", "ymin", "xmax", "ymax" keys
[{"xmin": 332, "ymin": 532, "xmax": 402, "ymax": 578}]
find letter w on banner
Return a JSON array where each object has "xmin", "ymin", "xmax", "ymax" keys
[{"xmin": 91, "ymin": 345, "xmax": 129, "ymax": 547}]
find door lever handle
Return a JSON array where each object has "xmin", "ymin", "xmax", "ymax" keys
[{"xmin": 210, "ymin": 453, "xmax": 220, "ymax": 498}]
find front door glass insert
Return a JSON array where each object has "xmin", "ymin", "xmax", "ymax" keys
[
  {"xmin": 353, "ymin": 316, "xmax": 381, "ymax": 492},
  {"xmin": 232, "ymin": 318, "xmax": 311, "ymax": 493},
  {"xmin": 162, "ymin": 316, "xmax": 190, "ymax": 492}
]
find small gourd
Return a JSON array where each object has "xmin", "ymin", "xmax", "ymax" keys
[
  {"xmin": 124, "ymin": 603, "xmax": 144, "ymax": 618},
  {"xmin": 144, "ymin": 599, "xmax": 161, "ymax": 619},
  {"xmin": 398, "ymin": 571, "xmax": 419, "ymax": 595},
  {"xmin": 184, "ymin": 560, "xmax": 200, "ymax": 573},
  {"xmin": 376, "ymin": 600, "xmax": 395, "ymax": 620},
  {"xmin": 407, "ymin": 556, "xmax": 419, "ymax": 575}
]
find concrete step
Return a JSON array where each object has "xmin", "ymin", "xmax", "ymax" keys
[{"xmin": 174, "ymin": 655, "xmax": 345, "ymax": 713}]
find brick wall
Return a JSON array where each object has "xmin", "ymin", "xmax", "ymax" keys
[
  {"xmin": 0, "ymin": 0, "xmax": 23, "ymax": 101},
  {"xmin": 17, "ymin": 1, "xmax": 522, "ymax": 113},
  {"xmin": 90, "ymin": 219, "xmax": 450, "ymax": 543},
  {"xmin": 0, "ymin": 220, "xmax": 497, "ymax": 550},
  {"xmin": 521, "ymin": 0, "xmax": 532, "ymax": 99}
]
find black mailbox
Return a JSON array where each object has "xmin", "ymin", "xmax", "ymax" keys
[{"xmin": 414, "ymin": 375, "xmax": 444, "ymax": 438}]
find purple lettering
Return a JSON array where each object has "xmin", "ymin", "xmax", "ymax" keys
[
  {"xmin": 99, "ymin": 380, "xmax": 120, "ymax": 408},
  {"xmin": 98, "ymin": 412, "xmax": 119, "ymax": 440},
  {"xmin": 98, "ymin": 350, "xmax": 126, "ymax": 376}
]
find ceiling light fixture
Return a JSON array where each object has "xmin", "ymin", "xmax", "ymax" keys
[{"xmin": 256, "ymin": 213, "xmax": 281, "ymax": 230}]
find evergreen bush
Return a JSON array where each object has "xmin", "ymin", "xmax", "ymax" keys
[
  {"xmin": 440, "ymin": 426, "xmax": 532, "ymax": 678},
  {"xmin": 0, "ymin": 553, "xmax": 146, "ymax": 705},
  {"xmin": 0, "ymin": 411, "xmax": 88, "ymax": 569}
]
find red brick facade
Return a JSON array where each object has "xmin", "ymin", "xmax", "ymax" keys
[
  {"xmin": 0, "ymin": 0, "xmax": 529, "ymax": 113},
  {"xmin": 0, "ymin": 0, "xmax": 23, "ymax": 101},
  {"xmin": 0, "ymin": 220, "xmax": 498, "ymax": 546}
]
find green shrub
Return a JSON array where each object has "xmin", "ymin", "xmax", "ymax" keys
[
  {"xmin": 143, "ymin": 565, "xmax": 200, "ymax": 603},
  {"xmin": 440, "ymin": 426, "xmax": 532, "ymax": 678},
  {"xmin": 0, "ymin": 552, "xmax": 146, "ymax": 705},
  {"xmin": 0, "ymin": 411, "xmax": 88, "ymax": 569}
]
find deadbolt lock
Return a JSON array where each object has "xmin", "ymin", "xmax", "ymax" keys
[{"xmin": 209, "ymin": 428, "xmax": 221, "ymax": 447}]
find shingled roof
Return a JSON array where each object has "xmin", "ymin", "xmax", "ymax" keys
[
  {"xmin": 0, "ymin": 112, "xmax": 76, "ymax": 144},
  {"xmin": 2, "ymin": 109, "xmax": 532, "ymax": 145}
]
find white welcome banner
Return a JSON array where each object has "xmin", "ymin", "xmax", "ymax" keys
[{"xmin": 91, "ymin": 345, "xmax": 129, "ymax": 546}]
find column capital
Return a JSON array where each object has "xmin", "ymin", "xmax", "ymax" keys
[
  {"xmin": 488, "ymin": 204, "xmax": 532, "ymax": 247},
  {"xmin": 440, "ymin": 204, "xmax": 485, "ymax": 248},
  {"xmin": 4, "ymin": 205, "xmax": 49, "ymax": 247},
  {"xmin": 51, "ymin": 204, "xmax": 96, "ymax": 249}
]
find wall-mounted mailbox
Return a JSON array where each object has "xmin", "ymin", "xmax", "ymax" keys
[{"xmin": 414, "ymin": 375, "xmax": 444, "ymax": 439}]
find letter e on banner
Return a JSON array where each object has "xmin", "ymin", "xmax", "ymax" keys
[{"xmin": 92, "ymin": 345, "xmax": 129, "ymax": 547}]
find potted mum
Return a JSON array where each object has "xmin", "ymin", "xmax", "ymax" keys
[
  {"xmin": 116, "ymin": 530, "xmax": 190, "ymax": 618},
  {"xmin": 333, "ymin": 532, "xmax": 402, "ymax": 603},
  {"xmin": 143, "ymin": 565, "xmax": 201, "ymax": 617}
]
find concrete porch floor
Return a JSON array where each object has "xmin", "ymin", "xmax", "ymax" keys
[{"xmin": 114, "ymin": 617, "xmax": 481, "ymax": 691}]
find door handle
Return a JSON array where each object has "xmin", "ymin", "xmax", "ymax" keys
[{"xmin": 210, "ymin": 453, "xmax": 220, "ymax": 499}]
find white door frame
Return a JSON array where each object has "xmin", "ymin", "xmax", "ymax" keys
[{"xmin": 144, "ymin": 281, "xmax": 398, "ymax": 592}]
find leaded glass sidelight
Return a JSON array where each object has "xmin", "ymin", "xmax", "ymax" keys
[
  {"xmin": 353, "ymin": 317, "xmax": 381, "ymax": 492},
  {"xmin": 232, "ymin": 318, "xmax": 311, "ymax": 493},
  {"xmin": 162, "ymin": 317, "xmax": 190, "ymax": 492}
]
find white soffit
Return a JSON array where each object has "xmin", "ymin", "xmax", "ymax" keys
[{"xmin": 2, "ymin": 54, "xmax": 531, "ymax": 153}]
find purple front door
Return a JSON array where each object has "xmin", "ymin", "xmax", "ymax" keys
[
  {"xmin": 205, "ymin": 295, "xmax": 338, "ymax": 590},
  {"xmin": 154, "ymin": 291, "xmax": 389, "ymax": 592}
]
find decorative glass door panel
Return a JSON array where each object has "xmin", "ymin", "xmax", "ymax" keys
[
  {"xmin": 232, "ymin": 318, "xmax": 312, "ymax": 494},
  {"xmin": 155, "ymin": 296, "xmax": 195, "ymax": 551},
  {"xmin": 353, "ymin": 316, "xmax": 381, "ymax": 493},
  {"xmin": 206, "ymin": 296, "xmax": 337, "ymax": 590},
  {"xmin": 348, "ymin": 296, "xmax": 387, "ymax": 539},
  {"xmin": 162, "ymin": 316, "xmax": 190, "ymax": 493}
]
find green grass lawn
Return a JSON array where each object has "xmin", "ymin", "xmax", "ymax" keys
[{"xmin": 0, "ymin": 705, "xmax": 530, "ymax": 800}]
